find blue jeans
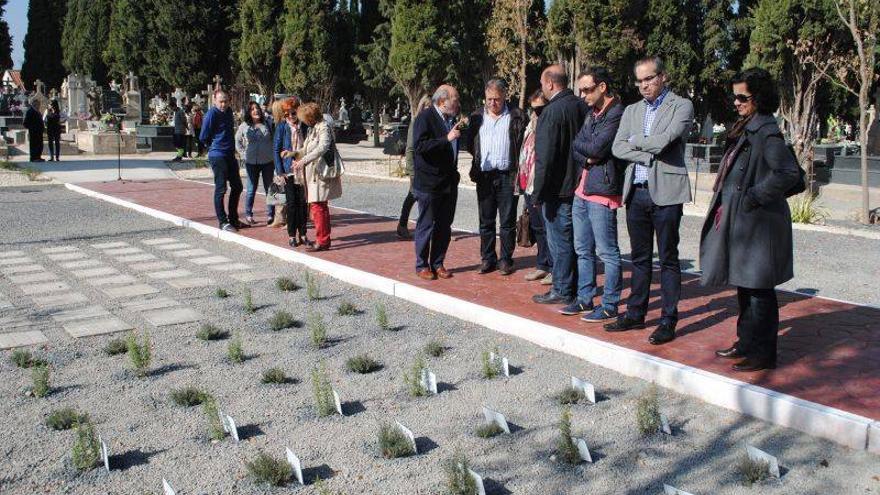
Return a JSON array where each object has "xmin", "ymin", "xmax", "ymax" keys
[
  {"xmin": 542, "ymin": 198, "xmax": 576, "ymax": 299},
  {"xmin": 572, "ymin": 197, "xmax": 622, "ymax": 310},
  {"xmin": 209, "ymin": 154, "xmax": 243, "ymax": 225},
  {"xmin": 244, "ymin": 162, "xmax": 274, "ymax": 219}
]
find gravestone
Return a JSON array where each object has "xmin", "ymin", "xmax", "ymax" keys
[
  {"xmin": 332, "ymin": 389, "xmax": 343, "ymax": 415},
  {"xmin": 98, "ymin": 435, "xmax": 110, "ymax": 472},
  {"xmin": 172, "ymin": 88, "xmax": 186, "ymax": 108},
  {"xmin": 220, "ymin": 411, "xmax": 240, "ymax": 442},
  {"xmin": 162, "ymin": 478, "xmax": 176, "ymax": 495},
  {"xmin": 395, "ymin": 421, "xmax": 417, "ymax": 454},
  {"xmin": 746, "ymin": 445, "xmax": 781, "ymax": 478},
  {"xmin": 660, "ymin": 413, "xmax": 672, "ymax": 435},
  {"xmin": 101, "ymin": 87, "xmax": 123, "ymax": 115},
  {"xmin": 481, "ymin": 407, "xmax": 510, "ymax": 434},
  {"xmin": 285, "ymin": 447, "xmax": 305, "ymax": 485},
  {"xmin": 467, "ymin": 468, "xmax": 487, "ymax": 495},
  {"xmin": 663, "ymin": 485, "xmax": 695, "ymax": 495},
  {"xmin": 489, "ymin": 351, "xmax": 509, "ymax": 377},
  {"xmin": 124, "ymin": 72, "xmax": 141, "ymax": 123},
  {"xmin": 571, "ymin": 437, "xmax": 592, "ymax": 463},
  {"xmin": 420, "ymin": 368, "xmax": 438, "ymax": 395},
  {"xmin": 570, "ymin": 376, "xmax": 596, "ymax": 404}
]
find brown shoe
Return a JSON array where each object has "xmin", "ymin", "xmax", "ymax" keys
[
  {"xmin": 435, "ymin": 266, "xmax": 453, "ymax": 279},
  {"xmin": 417, "ymin": 269, "xmax": 436, "ymax": 280},
  {"xmin": 524, "ymin": 269, "xmax": 548, "ymax": 281}
]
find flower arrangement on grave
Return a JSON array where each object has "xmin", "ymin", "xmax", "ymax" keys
[
  {"xmin": 150, "ymin": 106, "xmax": 171, "ymax": 126},
  {"xmin": 99, "ymin": 112, "xmax": 120, "ymax": 131}
]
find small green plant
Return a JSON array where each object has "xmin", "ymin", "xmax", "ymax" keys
[
  {"xmin": 375, "ymin": 303, "xmax": 391, "ymax": 330},
  {"xmin": 314, "ymin": 478, "xmax": 342, "ymax": 495},
  {"xmin": 196, "ymin": 323, "xmax": 229, "ymax": 341},
  {"xmin": 377, "ymin": 423, "xmax": 415, "ymax": 459},
  {"xmin": 402, "ymin": 355, "xmax": 428, "ymax": 397},
  {"xmin": 475, "ymin": 420, "xmax": 504, "ymax": 439},
  {"xmin": 202, "ymin": 395, "xmax": 225, "ymax": 441},
  {"xmin": 269, "ymin": 310, "xmax": 298, "ymax": 331},
  {"xmin": 636, "ymin": 384, "xmax": 661, "ymax": 436},
  {"xmin": 71, "ymin": 419, "xmax": 101, "ymax": 471},
  {"xmin": 215, "ymin": 287, "xmax": 230, "ymax": 298},
  {"xmin": 276, "ymin": 277, "xmax": 298, "ymax": 292},
  {"xmin": 243, "ymin": 288, "xmax": 256, "ymax": 313},
  {"xmin": 556, "ymin": 407, "xmax": 581, "ymax": 464},
  {"xmin": 170, "ymin": 386, "xmax": 207, "ymax": 407},
  {"xmin": 246, "ymin": 450, "xmax": 292, "ymax": 486},
  {"xmin": 31, "ymin": 365, "xmax": 50, "ymax": 397},
  {"xmin": 261, "ymin": 367, "xmax": 290, "ymax": 384},
  {"xmin": 789, "ymin": 192, "xmax": 828, "ymax": 225},
  {"xmin": 555, "ymin": 386, "xmax": 585, "ymax": 405},
  {"xmin": 737, "ymin": 454, "xmax": 771, "ymax": 487},
  {"xmin": 227, "ymin": 333, "xmax": 244, "ymax": 364},
  {"xmin": 46, "ymin": 408, "xmax": 88, "ymax": 431},
  {"xmin": 308, "ymin": 313, "xmax": 328, "ymax": 348},
  {"xmin": 11, "ymin": 349, "xmax": 34, "ymax": 368},
  {"xmin": 24, "ymin": 167, "xmax": 42, "ymax": 181},
  {"xmin": 424, "ymin": 339, "xmax": 445, "ymax": 358},
  {"xmin": 336, "ymin": 300, "xmax": 358, "ymax": 316},
  {"xmin": 443, "ymin": 450, "xmax": 478, "ymax": 495},
  {"xmin": 311, "ymin": 364, "xmax": 337, "ymax": 417},
  {"xmin": 304, "ymin": 271, "xmax": 321, "ymax": 300},
  {"xmin": 480, "ymin": 348, "xmax": 502, "ymax": 379},
  {"xmin": 345, "ymin": 354, "xmax": 381, "ymax": 374},
  {"xmin": 103, "ymin": 337, "xmax": 128, "ymax": 356},
  {"xmin": 127, "ymin": 331, "xmax": 152, "ymax": 378}
]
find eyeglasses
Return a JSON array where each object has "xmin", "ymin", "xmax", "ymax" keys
[
  {"xmin": 733, "ymin": 94, "xmax": 754, "ymax": 103},
  {"xmin": 634, "ymin": 74, "xmax": 659, "ymax": 87},
  {"xmin": 578, "ymin": 85, "xmax": 598, "ymax": 95}
]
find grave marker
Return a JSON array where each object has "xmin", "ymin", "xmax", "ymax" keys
[
  {"xmin": 481, "ymin": 406, "xmax": 510, "ymax": 434},
  {"xmin": 663, "ymin": 484, "xmax": 695, "ymax": 495},
  {"xmin": 746, "ymin": 445, "xmax": 780, "ymax": 478},
  {"xmin": 221, "ymin": 412, "xmax": 240, "ymax": 442},
  {"xmin": 162, "ymin": 478, "xmax": 176, "ymax": 495},
  {"xmin": 660, "ymin": 413, "xmax": 672, "ymax": 435},
  {"xmin": 571, "ymin": 437, "xmax": 592, "ymax": 463},
  {"xmin": 467, "ymin": 468, "xmax": 486, "ymax": 495},
  {"xmin": 332, "ymin": 389, "xmax": 343, "ymax": 415},
  {"xmin": 98, "ymin": 435, "xmax": 110, "ymax": 472},
  {"xmin": 285, "ymin": 447, "xmax": 305, "ymax": 485},
  {"xmin": 420, "ymin": 368, "xmax": 438, "ymax": 395},
  {"xmin": 570, "ymin": 376, "xmax": 596, "ymax": 404},
  {"xmin": 489, "ymin": 351, "xmax": 509, "ymax": 377},
  {"xmin": 395, "ymin": 421, "xmax": 418, "ymax": 454}
]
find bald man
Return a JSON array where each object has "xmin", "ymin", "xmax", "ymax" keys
[{"xmin": 411, "ymin": 84, "xmax": 462, "ymax": 280}]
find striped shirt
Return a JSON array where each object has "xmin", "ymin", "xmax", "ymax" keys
[
  {"xmin": 479, "ymin": 107, "xmax": 512, "ymax": 172},
  {"xmin": 633, "ymin": 88, "xmax": 669, "ymax": 184}
]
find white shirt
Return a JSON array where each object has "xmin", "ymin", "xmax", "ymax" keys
[{"xmin": 479, "ymin": 106, "xmax": 511, "ymax": 171}]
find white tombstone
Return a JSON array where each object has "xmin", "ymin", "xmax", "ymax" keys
[
  {"xmin": 285, "ymin": 447, "xmax": 305, "ymax": 485},
  {"xmin": 66, "ymin": 74, "xmax": 87, "ymax": 116},
  {"xmin": 162, "ymin": 478, "xmax": 176, "ymax": 495},
  {"xmin": 126, "ymin": 71, "xmax": 139, "ymax": 92},
  {"xmin": 663, "ymin": 484, "xmax": 695, "ymax": 495},
  {"xmin": 171, "ymin": 88, "xmax": 186, "ymax": 107},
  {"xmin": 746, "ymin": 445, "xmax": 781, "ymax": 479},
  {"xmin": 572, "ymin": 437, "xmax": 593, "ymax": 463},
  {"xmin": 467, "ymin": 468, "xmax": 486, "ymax": 495},
  {"xmin": 489, "ymin": 351, "xmax": 510, "ymax": 377},
  {"xmin": 570, "ymin": 376, "xmax": 596, "ymax": 404},
  {"xmin": 481, "ymin": 406, "xmax": 510, "ymax": 434},
  {"xmin": 420, "ymin": 368, "xmax": 438, "ymax": 395},
  {"xmin": 192, "ymin": 93, "xmax": 205, "ymax": 108},
  {"xmin": 332, "ymin": 389, "xmax": 343, "ymax": 415}
]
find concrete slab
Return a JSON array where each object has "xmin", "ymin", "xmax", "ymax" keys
[
  {"xmin": 86, "ymin": 275, "xmax": 138, "ymax": 286},
  {"xmin": 20, "ymin": 281, "xmax": 70, "ymax": 295},
  {"xmin": 103, "ymin": 247, "xmax": 144, "ymax": 256},
  {"xmin": 0, "ymin": 257, "xmax": 34, "ymax": 266},
  {"xmin": 31, "ymin": 157, "xmax": 177, "ymax": 184},
  {"xmin": 230, "ymin": 272, "xmax": 276, "ymax": 282},
  {"xmin": 101, "ymin": 284, "xmax": 160, "ymax": 299},
  {"xmin": 0, "ymin": 330, "xmax": 49, "ymax": 349},
  {"xmin": 142, "ymin": 237, "xmax": 179, "ymax": 245},
  {"xmin": 208, "ymin": 263, "xmax": 251, "ymax": 272},
  {"xmin": 142, "ymin": 307, "xmax": 201, "ymax": 326},
  {"xmin": 0, "ymin": 250, "xmax": 26, "ymax": 258},
  {"xmin": 171, "ymin": 249, "xmax": 212, "ymax": 258},
  {"xmin": 59, "ymin": 259, "xmax": 103, "ymax": 269},
  {"xmin": 63, "ymin": 317, "xmax": 133, "ymax": 338},
  {"xmin": 46, "ymin": 252, "xmax": 88, "ymax": 261},
  {"xmin": 0, "ymin": 295, "xmax": 12, "ymax": 310},
  {"xmin": 128, "ymin": 261, "xmax": 175, "ymax": 271},
  {"xmin": 33, "ymin": 292, "xmax": 89, "ymax": 308},
  {"xmin": 166, "ymin": 277, "xmax": 214, "ymax": 289},
  {"xmin": 41, "ymin": 246, "xmax": 80, "ymax": 254},
  {"xmin": 91, "ymin": 241, "xmax": 130, "ymax": 249},
  {"xmin": 51, "ymin": 306, "xmax": 111, "ymax": 323},
  {"xmin": 0, "ymin": 316, "xmax": 38, "ymax": 330},
  {"xmin": 189, "ymin": 255, "xmax": 232, "ymax": 265},
  {"xmin": 156, "ymin": 243, "xmax": 191, "ymax": 250},
  {"xmin": 146, "ymin": 269, "xmax": 192, "ymax": 280},
  {"xmin": 9, "ymin": 272, "xmax": 58, "ymax": 284},
  {"xmin": 1, "ymin": 264, "xmax": 45, "ymax": 275},
  {"xmin": 121, "ymin": 297, "xmax": 179, "ymax": 311},
  {"xmin": 71, "ymin": 267, "xmax": 118, "ymax": 278},
  {"xmin": 116, "ymin": 253, "xmax": 157, "ymax": 262}
]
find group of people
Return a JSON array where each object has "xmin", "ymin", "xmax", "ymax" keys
[
  {"xmin": 170, "ymin": 101, "xmax": 206, "ymax": 161},
  {"xmin": 408, "ymin": 57, "xmax": 801, "ymax": 373},
  {"xmin": 22, "ymin": 99, "xmax": 64, "ymax": 162}
]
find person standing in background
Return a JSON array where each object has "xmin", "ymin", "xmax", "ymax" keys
[{"xmin": 199, "ymin": 90, "xmax": 243, "ymax": 232}]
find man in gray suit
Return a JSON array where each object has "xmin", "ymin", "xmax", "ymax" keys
[{"xmin": 605, "ymin": 56, "xmax": 693, "ymax": 345}]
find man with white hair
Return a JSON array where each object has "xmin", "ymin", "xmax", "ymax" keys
[
  {"xmin": 23, "ymin": 98, "xmax": 45, "ymax": 162},
  {"xmin": 411, "ymin": 84, "xmax": 462, "ymax": 281}
]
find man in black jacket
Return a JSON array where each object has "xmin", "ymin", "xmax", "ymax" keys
[
  {"xmin": 531, "ymin": 65, "xmax": 589, "ymax": 305},
  {"xmin": 465, "ymin": 79, "xmax": 526, "ymax": 276},
  {"xmin": 411, "ymin": 84, "xmax": 462, "ymax": 281},
  {"xmin": 23, "ymin": 99, "xmax": 45, "ymax": 162},
  {"xmin": 565, "ymin": 67, "xmax": 625, "ymax": 321}
]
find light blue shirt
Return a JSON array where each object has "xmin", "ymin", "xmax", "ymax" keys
[
  {"xmin": 633, "ymin": 88, "xmax": 669, "ymax": 184},
  {"xmin": 479, "ymin": 107, "xmax": 511, "ymax": 172}
]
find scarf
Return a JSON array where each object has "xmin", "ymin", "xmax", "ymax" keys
[{"xmin": 712, "ymin": 114, "xmax": 754, "ymax": 193}]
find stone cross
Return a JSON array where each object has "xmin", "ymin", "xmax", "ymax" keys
[
  {"xmin": 212, "ymin": 75, "xmax": 223, "ymax": 91},
  {"xmin": 34, "ymin": 79, "xmax": 45, "ymax": 96},
  {"xmin": 150, "ymin": 94, "xmax": 164, "ymax": 111},
  {"xmin": 192, "ymin": 93, "xmax": 205, "ymax": 108},
  {"xmin": 49, "ymin": 88, "xmax": 58, "ymax": 100},
  {"xmin": 171, "ymin": 88, "xmax": 186, "ymax": 107},
  {"xmin": 127, "ymin": 71, "xmax": 139, "ymax": 92}
]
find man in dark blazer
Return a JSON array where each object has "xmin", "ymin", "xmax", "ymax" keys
[
  {"xmin": 411, "ymin": 84, "xmax": 462, "ymax": 280},
  {"xmin": 531, "ymin": 65, "xmax": 589, "ymax": 305},
  {"xmin": 23, "ymin": 99, "xmax": 45, "ymax": 162}
]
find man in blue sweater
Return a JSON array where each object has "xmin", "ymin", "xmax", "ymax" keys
[{"xmin": 199, "ymin": 90, "xmax": 243, "ymax": 232}]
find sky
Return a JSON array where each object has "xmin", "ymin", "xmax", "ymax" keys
[{"xmin": 6, "ymin": 0, "xmax": 28, "ymax": 69}]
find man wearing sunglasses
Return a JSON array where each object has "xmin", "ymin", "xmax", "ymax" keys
[{"xmin": 608, "ymin": 56, "xmax": 694, "ymax": 345}]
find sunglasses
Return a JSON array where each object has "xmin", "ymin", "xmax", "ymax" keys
[
  {"xmin": 578, "ymin": 85, "xmax": 598, "ymax": 95},
  {"xmin": 634, "ymin": 74, "xmax": 660, "ymax": 87},
  {"xmin": 733, "ymin": 94, "xmax": 754, "ymax": 103}
]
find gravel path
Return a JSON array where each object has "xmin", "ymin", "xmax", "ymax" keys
[{"xmin": 0, "ymin": 185, "xmax": 877, "ymax": 495}]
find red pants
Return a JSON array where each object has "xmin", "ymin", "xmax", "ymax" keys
[{"xmin": 310, "ymin": 201, "xmax": 331, "ymax": 247}]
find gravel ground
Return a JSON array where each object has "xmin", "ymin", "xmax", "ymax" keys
[
  {"xmin": 0, "ymin": 185, "xmax": 877, "ymax": 495},
  {"xmin": 333, "ymin": 175, "xmax": 880, "ymax": 306}
]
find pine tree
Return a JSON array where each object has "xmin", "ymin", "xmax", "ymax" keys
[
  {"xmin": 355, "ymin": 0, "xmax": 394, "ymax": 145},
  {"xmin": 388, "ymin": 0, "xmax": 445, "ymax": 117},
  {"xmin": 0, "ymin": 0, "xmax": 12, "ymax": 71},
  {"xmin": 486, "ymin": 0, "xmax": 545, "ymax": 109},
  {"xmin": 643, "ymin": 0, "xmax": 701, "ymax": 96},
  {"xmin": 440, "ymin": 0, "xmax": 492, "ymax": 111},
  {"xmin": 21, "ymin": 0, "xmax": 67, "ymax": 90},
  {"xmin": 62, "ymin": 0, "xmax": 112, "ymax": 85},
  {"xmin": 237, "ymin": 0, "xmax": 285, "ymax": 95},
  {"xmin": 280, "ymin": 0, "xmax": 335, "ymax": 103},
  {"xmin": 700, "ymin": 0, "xmax": 737, "ymax": 123}
]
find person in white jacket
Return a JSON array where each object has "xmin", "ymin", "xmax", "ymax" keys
[{"xmin": 235, "ymin": 101, "xmax": 275, "ymax": 225}]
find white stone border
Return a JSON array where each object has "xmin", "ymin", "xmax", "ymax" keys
[{"xmin": 65, "ymin": 182, "xmax": 878, "ymax": 453}]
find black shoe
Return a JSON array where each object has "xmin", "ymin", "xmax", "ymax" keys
[
  {"xmin": 648, "ymin": 323, "xmax": 676, "ymax": 345},
  {"xmin": 396, "ymin": 224, "xmax": 411, "ymax": 240},
  {"xmin": 479, "ymin": 261, "xmax": 497, "ymax": 274},
  {"xmin": 532, "ymin": 291, "xmax": 573, "ymax": 305},
  {"xmin": 732, "ymin": 356, "xmax": 777, "ymax": 372},
  {"xmin": 604, "ymin": 316, "xmax": 646, "ymax": 332},
  {"xmin": 498, "ymin": 262, "xmax": 514, "ymax": 276},
  {"xmin": 715, "ymin": 345, "xmax": 746, "ymax": 359}
]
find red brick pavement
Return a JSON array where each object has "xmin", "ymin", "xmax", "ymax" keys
[{"xmin": 80, "ymin": 179, "xmax": 880, "ymax": 421}]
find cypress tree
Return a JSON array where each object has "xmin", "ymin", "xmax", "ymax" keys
[
  {"xmin": 355, "ymin": 0, "xmax": 394, "ymax": 145},
  {"xmin": 388, "ymin": 0, "xmax": 445, "ymax": 117},
  {"xmin": 280, "ymin": 0, "xmax": 335, "ymax": 103},
  {"xmin": 104, "ymin": 0, "xmax": 149, "ymax": 82},
  {"xmin": 237, "ymin": 0, "xmax": 285, "ymax": 95},
  {"xmin": 61, "ymin": 0, "xmax": 112, "ymax": 85},
  {"xmin": 0, "ymin": 0, "xmax": 12, "ymax": 71},
  {"xmin": 643, "ymin": 0, "xmax": 701, "ymax": 96},
  {"xmin": 21, "ymin": 0, "xmax": 67, "ymax": 90}
]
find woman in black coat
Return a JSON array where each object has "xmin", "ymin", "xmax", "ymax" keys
[{"xmin": 699, "ymin": 68, "xmax": 802, "ymax": 372}]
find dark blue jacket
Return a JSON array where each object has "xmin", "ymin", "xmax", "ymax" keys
[
  {"xmin": 532, "ymin": 89, "xmax": 589, "ymax": 200},
  {"xmin": 273, "ymin": 119, "xmax": 308, "ymax": 175},
  {"xmin": 570, "ymin": 99, "xmax": 625, "ymax": 196},
  {"xmin": 412, "ymin": 107, "xmax": 460, "ymax": 195},
  {"xmin": 199, "ymin": 107, "xmax": 235, "ymax": 158}
]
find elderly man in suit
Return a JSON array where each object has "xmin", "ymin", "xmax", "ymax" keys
[
  {"xmin": 606, "ymin": 56, "xmax": 694, "ymax": 345},
  {"xmin": 411, "ymin": 84, "xmax": 463, "ymax": 280}
]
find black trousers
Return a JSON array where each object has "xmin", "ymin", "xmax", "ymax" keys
[
  {"xmin": 413, "ymin": 188, "xmax": 457, "ymax": 271},
  {"xmin": 285, "ymin": 178, "xmax": 308, "ymax": 238},
  {"xmin": 399, "ymin": 176, "xmax": 417, "ymax": 227},
  {"xmin": 735, "ymin": 287, "xmax": 779, "ymax": 362},
  {"xmin": 625, "ymin": 188, "xmax": 683, "ymax": 325},
  {"xmin": 47, "ymin": 132, "xmax": 61, "ymax": 160},
  {"xmin": 28, "ymin": 130, "xmax": 44, "ymax": 161},
  {"xmin": 476, "ymin": 170, "xmax": 518, "ymax": 266},
  {"xmin": 208, "ymin": 154, "xmax": 243, "ymax": 225}
]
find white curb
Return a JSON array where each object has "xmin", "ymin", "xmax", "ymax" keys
[{"xmin": 65, "ymin": 182, "xmax": 878, "ymax": 452}]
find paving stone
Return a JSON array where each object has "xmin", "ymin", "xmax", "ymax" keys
[
  {"xmin": 33, "ymin": 292, "xmax": 89, "ymax": 308},
  {"xmin": 91, "ymin": 241, "xmax": 130, "ymax": 249},
  {"xmin": 171, "ymin": 249, "xmax": 212, "ymax": 258},
  {"xmin": 104, "ymin": 247, "xmax": 144, "ymax": 256},
  {"xmin": 1, "ymin": 264, "xmax": 45, "ymax": 275},
  {"xmin": 0, "ymin": 330, "xmax": 49, "ymax": 349},
  {"xmin": 208, "ymin": 263, "xmax": 252, "ymax": 272},
  {"xmin": 41, "ymin": 246, "xmax": 80, "ymax": 254},
  {"xmin": 146, "ymin": 269, "xmax": 192, "ymax": 280},
  {"xmin": 51, "ymin": 306, "xmax": 111, "ymax": 323},
  {"xmin": 121, "ymin": 297, "xmax": 180, "ymax": 312},
  {"xmin": 0, "ymin": 316, "xmax": 37, "ymax": 329},
  {"xmin": 0, "ymin": 296, "xmax": 12, "ymax": 310},
  {"xmin": 20, "ymin": 281, "xmax": 70, "ymax": 295},
  {"xmin": 166, "ymin": 277, "xmax": 214, "ymax": 289},
  {"xmin": 0, "ymin": 257, "xmax": 33, "ymax": 266},
  {"xmin": 189, "ymin": 255, "xmax": 232, "ymax": 265},
  {"xmin": 59, "ymin": 259, "xmax": 103, "ymax": 269},
  {"xmin": 9, "ymin": 271, "xmax": 58, "ymax": 284},
  {"xmin": 142, "ymin": 238, "xmax": 179, "ymax": 245},
  {"xmin": 70, "ymin": 266, "xmax": 117, "ymax": 278},
  {"xmin": 116, "ymin": 253, "xmax": 157, "ymax": 263},
  {"xmin": 85, "ymin": 275, "xmax": 138, "ymax": 287},
  {"xmin": 142, "ymin": 307, "xmax": 201, "ymax": 326},
  {"xmin": 156, "ymin": 243, "xmax": 191, "ymax": 250},
  {"xmin": 63, "ymin": 317, "xmax": 133, "ymax": 338},
  {"xmin": 0, "ymin": 250, "xmax": 27, "ymax": 258},
  {"xmin": 128, "ymin": 261, "xmax": 175, "ymax": 272},
  {"xmin": 102, "ymin": 284, "xmax": 160, "ymax": 299},
  {"xmin": 229, "ymin": 272, "xmax": 276, "ymax": 282},
  {"xmin": 46, "ymin": 252, "xmax": 88, "ymax": 261}
]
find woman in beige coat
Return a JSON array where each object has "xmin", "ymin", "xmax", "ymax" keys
[{"xmin": 292, "ymin": 102, "xmax": 342, "ymax": 251}]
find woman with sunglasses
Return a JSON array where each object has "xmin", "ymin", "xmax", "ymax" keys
[{"xmin": 699, "ymin": 67, "xmax": 802, "ymax": 372}]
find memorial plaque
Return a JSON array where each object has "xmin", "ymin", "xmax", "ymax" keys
[
  {"xmin": 285, "ymin": 447, "xmax": 305, "ymax": 485},
  {"xmin": 420, "ymin": 369, "xmax": 438, "ymax": 395},
  {"xmin": 467, "ymin": 468, "xmax": 487, "ymax": 495},
  {"xmin": 332, "ymin": 389, "xmax": 343, "ymax": 415},
  {"xmin": 746, "ymin": 445, "xmax": 780, "ymax": 478},
  {"xmin": 489, "ymin": 352, "xmax": 510, "ymax": 377},
  {"xmin": 570, "ymin": 376, "xmax": 596, "ymax": 404},
  {"xmin": 98, "ymin": 435, "xmax": 110, "ymax": 472},
  {"xmin": 162, "ymin": 478, "xmax": 176, "ymax": 495},
  {"xmin": 395, "ymin": 421, "xmax": 418, "ymax": 454},
  {"xmin": 660, "ymin": 413, "xmax": 672, "ymax": 435},
  {"xmin": 481, "ymin": 406, "xmax": 510, "ymax": 434},
  {"xmin": 572, "ymin": 437, "xmax": 592, "ymax": 463},
  {"xmin": 663, "ymin": 484, "xmax": 695, "ymax": 495}
]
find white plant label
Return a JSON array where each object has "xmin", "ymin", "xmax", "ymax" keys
[
  {"xmin": 467, "ymin": 468, "xmax": 486, "ymax": 495},
  {"xmin": 572, "ymin": 437, "xmax": 592, "ymax": 463},
  {"xmin": 747, "ymin": 445, "xmax": 781, "ymax": 478},
  {"xmin": 421, "ymin": 368, "xmax": 438, "ymax": 395},
  {"xmin": 98, "ymin": 435, "xmax": 110, "ymax": 472},
  {"xmin": 481, "ymin": 406, "xmax": 510, "ymax": 434},
  {"xmin": 162, "ymin": 478, "xmax": 176, "ymax": 495},
  {"xmin": 285, "ymin": 447, "xmax": 304, "ymax": 485},
  {"xmin": 489, "ymin": 352, "xmax": 510, "ymax": 377},
  {"xmin": 332, "ymin": 389, "xmax": 343, "ymax": 415},
  {"xmin": 225, "ymin": 414, "xmax": 239, "ymax": 442},
  {"xmin": 660, "ymin": 413, "xmax": 672, "ymax": 435},
  {"xmin": 663, "ymin": 484, "xmax": 695, "ymax": 495},
  {"xmin": 570, "ymin": 376, "xmax": 596, "ymax": 404},
  {"xmin": 395, "ymin": 421, "xmax": 418, "ymax": 454}
]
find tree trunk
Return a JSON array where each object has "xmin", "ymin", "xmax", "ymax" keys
[
  {"xmin": 371, "ymin": 98, "xmax": 380, "ymax": 147},
  {"xmin": 518, "ymin": 33, "xmax": 527, "ymax": 110},
  {"xmin": 858, "ymin": 85, "xmax": 869, "ymax": 223}
]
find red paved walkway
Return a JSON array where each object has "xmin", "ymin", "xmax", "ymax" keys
[{"xmin": 80, "ymin": 179, "xmax": 879, "ymax": 421}]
